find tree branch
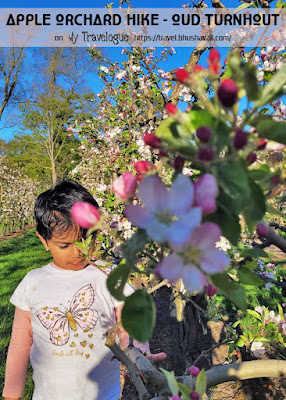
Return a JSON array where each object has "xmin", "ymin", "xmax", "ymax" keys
[{"xmin": 180, "ymin": 360, "xmax": 286, "ymax": 388}]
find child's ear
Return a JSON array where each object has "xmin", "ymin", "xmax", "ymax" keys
[{"xmin": 36, "ymin": 232, "xmax": 49, "ymax": 251}]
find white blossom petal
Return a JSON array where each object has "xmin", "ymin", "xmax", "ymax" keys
[
  {"xmin": 181, "ymin": 265, "xmax": 208, "ymax": 293},
  {"xmin": 138, "ymin": 175, "xmax": 168, "ymax": 213},
  {"xmin": 167, "ymin": 174, "xmax": 194, "ymax": 214},
  {"xmin": 200, "ymin": 249, "xmax": 229, "ymax": 274},
  {"xmin": 155, "ymin": 254, "xmax": 184, "ymax": 283},
  {"xmin": 124, "ymin": 205, "xmax": 152, "ymax": 228}
]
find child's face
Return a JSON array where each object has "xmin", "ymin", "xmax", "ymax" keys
[{"xmin": 37, "ymin": 228, "xmax": 91, "ymax": 271}]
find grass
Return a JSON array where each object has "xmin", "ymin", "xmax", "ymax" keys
[{"xmin": 0, "ymin": 230, "xmax": 53, "ymax": 399}]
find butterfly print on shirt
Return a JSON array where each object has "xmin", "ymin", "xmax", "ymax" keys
[{"xmin": 36, "ymin": 284, "xmax": 98, "ymax": 346}]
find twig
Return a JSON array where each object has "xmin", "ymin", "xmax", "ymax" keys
[
  {"xmin": 255, "ymin": 272, "xmax": 286, "ymax": 289},
  {"xmin": 192, "ymin": 338, "xmax": 232, "ymax": 367},
  {"xmin": 148, "ymin": 279, "xmax": 170, "ymax": 294},
  {"xmin": 105, "ymin": 329, "xmax": 151, "ymax": 400}
]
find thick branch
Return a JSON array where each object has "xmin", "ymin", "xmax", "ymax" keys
[
  {"xmin": 180, "ymin": 360, "xmax": 286, "ymax": 388},
  {"xmin": 125, "ymin": 347, "xmax": 172, "ymax": 398},
  {"xmin": 108, "ymin": 341, "xmax": 151, "ymax": 400}
]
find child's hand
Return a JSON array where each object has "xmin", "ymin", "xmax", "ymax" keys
[
  {"xmin": 122, "ymin": 351, "xmax": 167, "ymax": 382},
  {"xmin": 145, "ymin": 351, "xmax": 167, "ymax": 362}
]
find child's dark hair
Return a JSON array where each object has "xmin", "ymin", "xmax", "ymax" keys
[{"xmin": 34, "ymin": 180, "xmax": 99, "ymax": 240}]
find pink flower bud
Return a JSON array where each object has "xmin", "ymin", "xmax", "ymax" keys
[
  {"xmin": 144, "ymin": 133, "xmax": 162, "ymax": 148},
  {"xmin": 71, "ymin": 202, "xmax": 100, "ymax": 229},
  {"xmin": 193, "ymin": 65, "xmax": 204, "ymax": 74},
  {"xmin": 256, "ymin": 223, "xmax": 269, "ymax": 238},
  {"xmin": 190, "ymin": 391, "xmax": 200, "ymax": 400},
  {"xmin": 209, "ymin": 63, "xmax": 220, "ymax": 74},
  {"xmin": 189, "ymin": 365, "xmax": 200, "ymax": 377},
  {"xmin": 197, "ymin": 148, "xmax": 215, "ymax": 162},
  {"xmin": 112, "ymin": 172, "xmax": 137, "ymax": 200},
  {"xmin": 271, "ymin": 175, "xmax": 280, "ymax": 185},
  {"xmin": 175, "ymin": 68, "xmax": 190, "ymax": 83},
  {"xmin": 233, "ymin": 128, "xmax": 248, "ymax": 150},
  {"xmin": 209, "ymin": 48, "xmax": 220, "ymax": 64},
  {"xmin": 246, "ymin": 152, "xmax": 257, "ymax": 165},
  {"xmin": 196, "ymin": 126, "xmax": 212, "ymax": 143},
  {"xmin": 217, "ymin": 78, "xmax": 239, "ymax": 108},
  {"xmin": 165, "ymin": 103, "xmax": 178, "ymax": 115},
  {"xmin": 257, "ymin": 139, "xmax": 267, "ymax": 150},
  {"xmin": 194, "ymin": 174, "xmax": 218, "ymax": 214},
  {"xmin": 206, "ymin": 285, "xmax": 217, "ymax": 297},
  {"xmin": 173, "ymin": 156, "xmax": 185, "ymax": 171},
  {"xmin": 135, "ymin": 161, "xmax": 156, "ymax": 175}
]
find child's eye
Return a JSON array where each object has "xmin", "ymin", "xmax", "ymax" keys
[{"xmin": 59, "ymin": 244, "xmax": 69, "ymax": 249}]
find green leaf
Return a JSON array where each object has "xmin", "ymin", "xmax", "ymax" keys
[
  {"xmin": 254, "ymin": 64, "xmax": 286, "ymax": 108},
  {"xmin": 235, "ymin": 2, "xmax": 254, "ymax": 11},
  {"xmin": 232, "ymin": 320, "xmax": 241, "ymax": 328},
  {"xmin": 106, "ymin": 260, "xmax": 130, "ymax": 301},
  {"xmin": 243, "ymin": 178, "xmax": 266, "ymax": 233},
  {"xmin": 159, "ymin": 369, "xmax": 178, "ymax": 395},
  {"xmin": 242, "ymin": 62, "xmax": 260, "ymax": 101},
  {"xmin": 235, "ymin": 337, "xmax": 245, "ymax": 347},
  {"xmin": 278, "ymin": 304, "xmax": 285, "ymax": 321},
  {"xmin": 121, "ymin": 289, "xmax": 156, "ymax": 342},
  {"xmin": 216, "ymin": 159, "xmax": 250, "ymax": 214},
  {"xmin": 276, "ymin": 0, "xmax": 283, "ymax": 7},
  {"xmin": 237, "ymin": 267, "xmax": 263, "ymax": 286},
  {"xmin": 196, "ymin": 368, "xmax": 207, "ymax": 396},
  {"xmin": 255, "ymin": 117, "xmax": 286, "ymax": 145},
  {"xmin": 186, "ymin": 110, "xmax": 214, "ymax": 132},
  {"xmin": 266, "ymin": 202, "xmax": 285, "ymax": 217},
  {"xmin": 247, "ymin": 309, "xmax": 262, "ymax": 321},
  {"xmin": 211, "ymin": 272, "xmax": 247, "ymax": 310},
  {"xmin": 177, "ymin": 382, "xmax": 191, "ymax": 400},
  {"xmin": 240, "ymin": 248, "xmax": 268, "ymax": 258}
]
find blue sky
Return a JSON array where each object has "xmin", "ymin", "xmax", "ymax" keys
[{"xmin": 0, "ymin": 0, "xmax": 251, "ymax": 141}]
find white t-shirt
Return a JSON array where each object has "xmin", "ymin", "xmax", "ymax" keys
[{"xmin": 10, "ymin": 263, "xmax": 129, "ymax": 400}]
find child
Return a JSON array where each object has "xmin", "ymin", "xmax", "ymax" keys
[{"xmin": 3, "ymin": 180, "xmax": 153, "ymax": 400}]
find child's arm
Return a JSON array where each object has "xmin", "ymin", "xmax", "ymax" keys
[
  {"xmin": 3, "ymin": 307, "xmax": 33, "ymax": 400},
  {"xmin": 114, "ymin": 304, "xmax": 151, "ymax": 354}
]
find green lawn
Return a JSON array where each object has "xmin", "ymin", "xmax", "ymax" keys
[{"xmin": 0, "ymin": 230, "xmax": 53, "ymax": 399}]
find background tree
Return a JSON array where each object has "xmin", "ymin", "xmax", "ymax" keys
[
  {"xmin": 0, "ymin": 47, "xmax": 26, "ymax": 122},
  {"xmin": 6, "ymin": 48, "xmax": 100, "ymax": 186}
]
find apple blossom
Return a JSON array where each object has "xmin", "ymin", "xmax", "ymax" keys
[
  {"xmin": 144, "ymin": 133, "xmax": 162, "ymax": 148},
  {"xmin": 165, "ymin": 103, "xmax": 178, "ymax": 115},
  {"xmin": 155, "ymin": 223, "xmax": 229, "ymax": 293},
  {"xmin": 71, "ymin": 202, "xmax": 100, "ymax": 229},
  {"xmin": 175, "ymin": 68, "xmax": 190, "ymax": 83},
  {"xmin": 112, "ymin": 172, "xmax": 137, "ymax": 200},
  {"xmin": 193, "ymin": 174, "xmax": 218, "ymax": 215},
  {"xmin": 250, "ymin": 341, "xmax": 266, "ymax": 357},
  {"xmin": 135, "ymin": 161, "xmax": 156, "ymax": 176},
  {"xmin": 124, "ymin": 174, "xmax": 202, "ymax": 245}
]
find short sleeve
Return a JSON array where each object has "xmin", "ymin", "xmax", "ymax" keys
[
  {"xmin": 113, "ymin": 282, "xmax": 135, "ymax": 308},
  {"xmin": 10, "ymin": 274, "xmax": 31, "ymax": 311}
]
